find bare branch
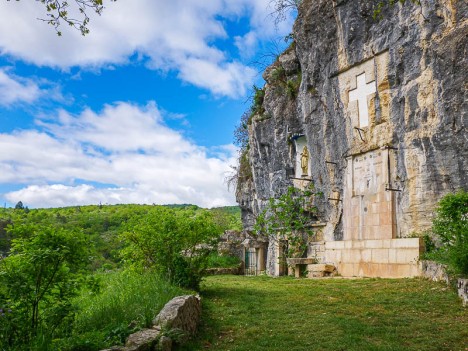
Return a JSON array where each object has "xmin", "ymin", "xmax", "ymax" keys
[
  {"xmin": 9, "ymin": 0, "xmax": 115, "ymax": 36},
  {"xmin": 269, "ymin": 0, "xmax": 301, "ymax": 29}
]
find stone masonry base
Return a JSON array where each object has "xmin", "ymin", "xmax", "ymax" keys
[{"xmin": 325, "ymin": 238, "xmax": 423, "ymax": 278}]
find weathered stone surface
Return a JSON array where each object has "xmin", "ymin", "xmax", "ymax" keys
[
  {"xmin": 308, "ymin": 264, "xmax": 336, "ymax": 273},
  {"xmin": 457, "ymin": 279, "xmax": 468, "ymax": 307},
  {"xmin": 152, "ymin": 295, "xmax": 201, "ymax": 337},
  {"xmin": 217, "ymin": 230, "xmax": 246, "ymax": 259},
  {"xmin": 421, "ymin": 260, "xmax": 450, "ymax": 284},
  {"xmin": 287, "ymin": 257, "xmax": 317, "ymax": 265},
  {"xmin": 125, "ymin": 328, "xmax": 161, "ymax": 351},
  {"xmin": 158, "ymin": 336, "xmax": 173, "ymax": 351},
  {"xmin": 236, "ymin": 0, "xmax": 468, "ymax": 276},
  {"xmin": 102, "ymin": 295, "xmax": 202, "ymax": 351},
  {"xmin": 306, "ymin": 264, "xmax": 337, "ymax": 278}
]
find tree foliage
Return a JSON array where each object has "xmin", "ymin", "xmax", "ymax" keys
[
  {"xmin": 255, "ymin": 186, "xmax": 319, "ymax": 259},
  {"xmin": 427, "ymin": 190, "xmax": 468, "ymax": 276},
  {"xmin": 121, "ymin": 206, "xmax": 225, "ymax": 290},
  {"xmin": 10, "ymin": 0, "xmax": 116, "ymax": 36},
  {"xmin": 0, "ymin": 204, "xmax": 240, "ymax": 349},
  {"xmin": 0, "ymin": 225, "xmax": 90, "ymax": 348}
]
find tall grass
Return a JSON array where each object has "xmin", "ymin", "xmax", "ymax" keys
[
  {"xmin": 75, "ymin": 270, "xmax": 187, "ymax": 331},
  {"xmin": 53, "ymin": 270, "xmax": 188, "ymax": 351}
]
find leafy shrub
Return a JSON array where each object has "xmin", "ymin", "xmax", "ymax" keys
[
  {"xmin": 238, "ymin": 149, "xmax": 253, "ymax": 182},
  {"xmin": 270, "ymin": 65, "xmax": 286, "ymax": 84},
  {"xmin": 250, "ymin": 85, "xmax": 265, "ymax": 118},
  {"xmin": 233, "ymin": 113, "xmax": 250, "ymax": 151},
  {"xmin": 122, "ymin": 207, "xmax": 224, "ymax": 290},
  {"xmin": 255, "ymin": 186, "xmax": 318, "ymax": 260},
  {"xmin": 427, "ymin": 190, "xmax": 468, "ymax": 276},
  {"xmin": 206, "ymin": 253, "xmax": 241, "ymax": 268},
  {"xmin": 0, "ymin": 225, "xmax": 90, "ymax": 349},
  {"xmin": 286, "ymin": 72, "xmax": 302, "ymax": 99}
]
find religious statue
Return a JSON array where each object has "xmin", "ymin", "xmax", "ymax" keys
[{"xmin": 300, "ymin": 145, "xmax": 309, "ymax": 177}]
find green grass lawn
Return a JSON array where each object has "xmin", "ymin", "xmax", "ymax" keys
[{"xmin": 181, "ymin": 276, "xmax": 467, "ymax": 351}]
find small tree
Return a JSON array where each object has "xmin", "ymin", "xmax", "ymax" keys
[
  {"xmin": 254, "ymin": 186, "xmax": 318, "ymax": 260},
  {"xmin": 122, "ymin": 207, "xmax": 224, "ymax": 290},
  {"xmin": 429, "ymin": 190, "xmax": 468, "ymax": 276},
  {"xmin": 0, "ymin": 225, "xmax": 90, "ymax": 347}
]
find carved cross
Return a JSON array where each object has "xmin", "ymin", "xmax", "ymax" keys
[{"xmin": 349, "ymin": 73, "xmax": 376, "ymax": 128}]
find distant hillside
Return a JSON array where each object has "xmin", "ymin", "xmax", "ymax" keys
[{"xmin": 0, "ymin": 203, "xmax": 242, "ymax": 268}]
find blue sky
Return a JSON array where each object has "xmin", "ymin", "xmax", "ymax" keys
[{"xmin": 0, "ymin": 0, "xmax": 294, "ymax": 209}]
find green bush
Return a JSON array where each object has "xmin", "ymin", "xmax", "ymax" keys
[
  {"xmin": 250, "ymin": 85, "xmax": 265, "ymax": 118},
  {"xmin": 286, "ymin": 72, "xmax": 302, "ymax": 99},
  {"xmin": 427, "ymin": 190, "xmax": 468, "ymax": 276},
  {"xmin": 255, "ymin": 186, "xmax": 318, "ymax": 260},
  {"xmin": 122, "ymin": 206, "xmax": 224, "ymax": 290},
  {"xmin": 53, "ymin": 331, "xmax": 107, "ymax": 351},
  {"xmin": 206, "ymin": 254, "xmax": 241, "ymax": 268},
  {"xmin": 0, "ymin": 225, "xmax": 90, "ymax": 349}
]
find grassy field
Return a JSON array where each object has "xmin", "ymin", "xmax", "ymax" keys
[{"xmin": 182, "ymin": 275, "xmax": 467, "ymax": 351}]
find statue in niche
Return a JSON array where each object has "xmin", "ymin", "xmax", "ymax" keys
[{"xmin": 300, "ymin": 146, "xmax": 309, "ymax": 177}]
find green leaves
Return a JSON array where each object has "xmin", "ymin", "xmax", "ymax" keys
[
  {"xmin": 29, "ymin": 0, "xmax": 117, "ymax": 36},
  {"xmin": 121, "ymin": 206, "xmax": 224, "ymax": 290},
  {"xmin": 0, "ymin": 224, "xmax": 91, "ymax": 347},
  {"xmin": 429, "ymin": 190, "xmax": 468, "ymax": 276},
  {"xmin": 254, "ymin": 186, "xmax": 318, "ymax": 258}
]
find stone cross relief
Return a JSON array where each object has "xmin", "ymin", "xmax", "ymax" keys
[{"xmin": 348, "ymin": 73, "xmax": 376, "ymax": 128}]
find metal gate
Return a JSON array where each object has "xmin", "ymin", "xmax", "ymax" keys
[{"xmin": 244, "ymin": 249, "xmax": 258, "ymax": 276}]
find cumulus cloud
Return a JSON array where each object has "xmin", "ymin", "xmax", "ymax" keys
[
  {"xmin": 0, "ymin": 0, "xmax": 295, "ymax": 97},
  {"xmin": 0, "ymin": 69, "xmax": 41, "ymax": 106},
  {"xmin": 0, "ymin": 102, "xmax": 238, "ymax": 208}
]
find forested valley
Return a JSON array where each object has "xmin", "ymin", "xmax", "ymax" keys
[{"xmin": 0, "ymin": 204, "xmax": 241, "ymax": 350}]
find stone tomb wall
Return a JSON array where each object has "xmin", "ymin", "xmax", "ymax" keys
[
  {"xmin": 343, "ymin": 148, "xmax": 397, "ymax": 240},
  {"xmin": 334, "ymin": 147, "xmax": 421, "ymax": 278},
  {"xmin": 331, "ymin": 52, "xmax": 422, "ymax": 278},
  {"xmin": 325, "ymin": 238, "xmax": 422, "ymax": 278}
]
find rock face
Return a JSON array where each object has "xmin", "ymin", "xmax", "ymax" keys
[
  {"xmin": 153, "ymin": 295, "xmax": 201, "ymax": 340},
  {"xmin": 421, "ymin": 260, "xmax": 450, "ymax": 284},
  {"xmin": 457, "ymin": 278, "xmax": 468, "ymax": 307},
  {"xmin": 236, "ymin": 0, "xmax": 467, "ymax": 276}
]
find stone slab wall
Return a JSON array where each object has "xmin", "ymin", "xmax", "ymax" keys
[{"xmin": 325, "ymin": 238, "xmax": 422, "ymax": 278}]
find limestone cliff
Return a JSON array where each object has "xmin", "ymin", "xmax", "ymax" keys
[{"xmin": 237, "ymin": 0, "xmax": 467, "ymax": 244}]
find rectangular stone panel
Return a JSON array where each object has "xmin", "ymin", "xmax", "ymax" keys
[
  {"xmin": 324, "ymin": 238, "xmax": 422, "ymax": 278},
  {"xmin": 343, "ymin": 148, "xmax": 395, "ymax": 240}
]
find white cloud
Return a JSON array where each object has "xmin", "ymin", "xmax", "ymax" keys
[
  {"xmin": 235, "ymin": 32, "xmax": 259, "ymax": 59},
  {"xmin": 0, "ymin": 0, "xmax": 295, "ymax": 97},
  {"xmin": 0, "ymin": 69, "xmax": 41, "ymax": 106},
  {"xmin": 0, "ymin": 102, "xmax": 237, "ymax": 208}
]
